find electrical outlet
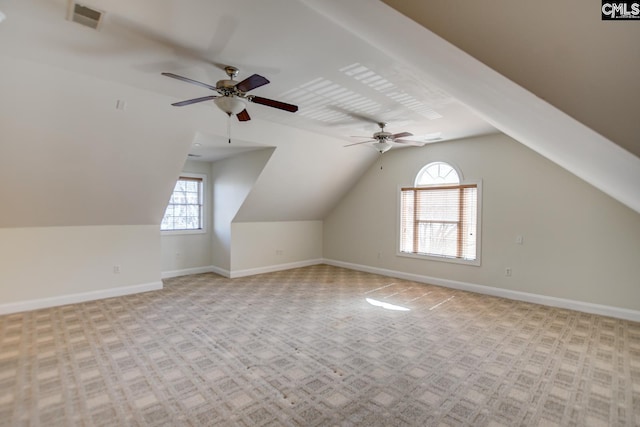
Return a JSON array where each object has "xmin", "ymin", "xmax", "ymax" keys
[
  {"xmin": 505, "ymin": 267, "xmax": 512, "ymax": 277},
  {"xmin": 275, "ymin": 249, "xmax": 284, "ymax": 256},
  {"xmin": 113, "ymin": 265, "xmax": 121, "ymax": 274},
  {"xmin": 515, "ymin": 235, "xmax": 524, "ymax": 245}
]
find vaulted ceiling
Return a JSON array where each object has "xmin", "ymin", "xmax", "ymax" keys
[
  {"xmin": 0, "ymin": 0, "xmax": 638, "ymax": 228},
  {"xmin": 382, "ymin": 0, "xmax": 640, "ymax": 158}
]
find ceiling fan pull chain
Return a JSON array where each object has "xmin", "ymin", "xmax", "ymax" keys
[{"xmin": 228, "ymin": 114, "xmax": 232, "ymax": 144}]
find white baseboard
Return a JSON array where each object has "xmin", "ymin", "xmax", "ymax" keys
[
  {"xmin": 0, "ymin": 281, "xmax": 163, "ymax": 315},
  {"xmin": 210, "ymin": 265, "xmax": 231, "ymax": 278},
  {"xmin": 162, "ymin": 260, "xmax": 325, "ymax": 280},
  {"xmin": 161, "ymin": 266, "xmax": 218, "ymax": 279},
  {"xmin": 230, "ymin": 259, "xmax": 324, "ymax": 278},
  {"xmin": 323, "ymin": 259, "xmax": 640, "ymax": 322},
  {"xmin": 6, "ymin": 261, "xmax": 637, "ymax": 322},
  {"xmin": 162, "ymin": 265, "xmax": 232, "ymax": 278}
]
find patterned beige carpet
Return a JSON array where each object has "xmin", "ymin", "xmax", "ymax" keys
[{"xmin": 1, "ymin": 265, "xmax": 639, "ymax": 426}]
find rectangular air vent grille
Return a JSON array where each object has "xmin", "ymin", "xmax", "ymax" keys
[{"xmin": 68, "ymin": 2, "xmax": 103, "ymax": 30}]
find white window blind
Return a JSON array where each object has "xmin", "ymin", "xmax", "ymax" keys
[{"xmin": 400, "ymin": 184, "xmax": 477, "ymax": 260}]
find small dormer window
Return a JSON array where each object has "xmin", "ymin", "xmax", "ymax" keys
[{"xmin": 161, "ymin": 174, "xmax": 206, "ymax": 233}]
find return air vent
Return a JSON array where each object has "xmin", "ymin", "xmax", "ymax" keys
[{"xmin": 67, "ymin": 2, "xmax": 103, "ymax": 30}]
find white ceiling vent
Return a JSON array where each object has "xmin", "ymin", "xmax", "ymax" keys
[{"xmin": 67, "ymin": 2, "xmax": 104, "ymax": 30}]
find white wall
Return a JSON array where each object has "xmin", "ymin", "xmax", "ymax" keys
[
  {"xmin": 0, "ymin": 225, "xmax": 161, "ymax": 313},
  {"xmin": 160, "ymin": 160, "xmax": 213, "ymax": 277},
  {"xmin": 231, "ymin": 221, "xmax": 323, "ymax": 275},
  {"xmin": 210, "ymin": 148, "xmax": 275, "ymax": 273},
  {"xmin": 324, "ymin": 133, "xmax": 640, "ymax": 311},
  {"xmin": 0, "ymin": 57, "xmax": 192, "ymax": 228},
  {"xmin": 0, "ymin": 57, "xmax": 199, "ymax": 313},
  {"xmin": 162, "ymin": 160, "xmax": 324, "ymax": 278}
]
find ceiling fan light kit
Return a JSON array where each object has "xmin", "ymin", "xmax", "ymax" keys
[
  {"xmin": 372, "ymin": 141, "xmax": 392, "ymax": 153},
  {"xmin": 214, "ymin": 96, "xmax": 246, "ymax": 115}
]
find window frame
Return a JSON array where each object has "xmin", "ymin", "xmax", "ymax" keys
[
  {"xmin": 396, "ymin": 163, "xmax": 482, "ymax": 266},
  {"xmin": 161, "ymin": 173, "xmax": 207, "ymax": 235}
]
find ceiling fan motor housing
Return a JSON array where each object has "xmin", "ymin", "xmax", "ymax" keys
[
  {"xmin": 374, "ymin": 131, "xmax": 393, "ymax": 141},
  {"xmin": 216, "ymin": 79, "xmax": 239, "ymax": 94}
]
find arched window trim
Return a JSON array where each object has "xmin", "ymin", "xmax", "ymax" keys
[{"xmin": 415, "ymin": 161, "xmax": 463, "ymax": 186}]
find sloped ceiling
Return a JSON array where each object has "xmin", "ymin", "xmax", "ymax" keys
[
  {"xmin": 0, "ymin": 0, "xmax": 495, "ymax": 228},
  {"xmin": 0, "ymin": 0, "xmax": 638, "ymax": 229},
  {"xmin": 381, "ymin": 0, "xmax": 640, "ymax": 158},
  {"xmin": 299, "ymin": 0, "xmax": 640, "ymax": 213}
]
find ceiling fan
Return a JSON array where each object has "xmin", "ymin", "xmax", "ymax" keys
[
  {"xmin": 345, "ymin": 122, "xmax": 424, "ymax": 153},
  {"xmin": 162, "ymin": 66, "xmax": 298, "ymax": 121}
]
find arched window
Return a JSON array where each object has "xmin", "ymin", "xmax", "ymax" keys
[
  {"xmin": 400, "ymin": 162, "xmax": 480, "ymax": 264},
  {"xmin": 415, "ymin": 162, "xmax": 460, "ymax": 186}
]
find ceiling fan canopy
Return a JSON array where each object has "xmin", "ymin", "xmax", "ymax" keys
[{"xmin": 162, "ymin": 66, "xmax": 298, "ymax": 122}]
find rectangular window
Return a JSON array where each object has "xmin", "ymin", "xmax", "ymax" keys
[
  {"xmin": 400, "ymin": 184, "xmax": 478, "ymax": 262},
  {"xmin": 161, "ymin": 176, "xmax": 204, "ymax": 231}
]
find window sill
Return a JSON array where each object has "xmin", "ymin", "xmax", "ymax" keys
[
  {"xmin": 396, "ymin": 251, "xmax": 481, "ymax": 266},
  {"xmin": 160, "ymin": 229, "xmax": 207, "ymax": 236}
]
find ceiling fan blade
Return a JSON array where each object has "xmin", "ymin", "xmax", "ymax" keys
[
  {"xmin": 171, "ymin": 95, "xmax": 217, "ymax": 106},
  {"xmin": 392, "ymin": 132, "xmax": 413, "ymax": 139},
  {"xmin": 235, "ymin": 74, "xmax": 270, "ymax": 93},
  {"xmin": 344, "ymin": 139, "xmax": 375, "ymax": 147},
  {"xmin": 109, "ymin": 15, "xmax": 227, "ymax": 70},
  {"xmin": 328, "ymin": 106, "xmax": 380, "ymax": 124},
  {"xmin": 236, "ymin": 109, "xmax": 251, "ymax": 121},
  {"xmin": 250, "ymin": 96, "xmax": 298, "ymax": 113},
  {"xmin": 394, "ymin": 139, "xmax": 425, "ymax": 147},
  {"xmin": 162, "ymin": 72, "xmax": 218, "ymax": 91}
]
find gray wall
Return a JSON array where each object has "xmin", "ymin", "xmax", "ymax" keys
[{"xmin": 324, "ymin": 133, "xmax": 640, "ymax": 311}]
